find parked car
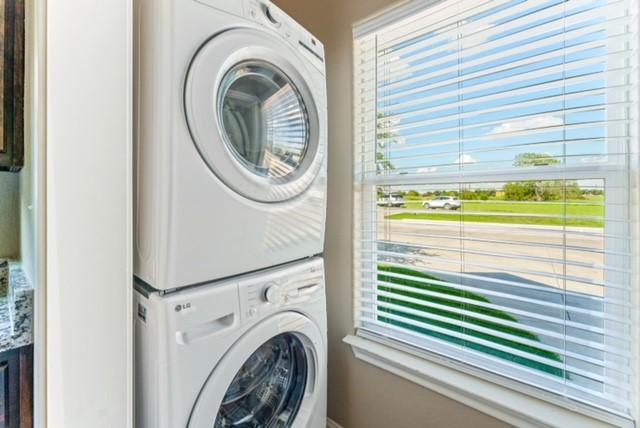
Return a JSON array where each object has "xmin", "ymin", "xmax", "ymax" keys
[
  {"xmin": 423, "ymin": 196, "xmax": 461, "ymax": 210},
  {"xmin": 377, "ymin": 194, "xmax": 405, "ymax": 207}
]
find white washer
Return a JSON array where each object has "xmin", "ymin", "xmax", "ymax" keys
[
  {"xmin": 134, "ymin": 257, "xmax": 327, "ymax": 428},
  {"xmin": 134, "ymin": 0, "xmax": 328, "ymax": 291}
]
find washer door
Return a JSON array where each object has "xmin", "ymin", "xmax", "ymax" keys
[
  {"xmin": 185, "ymin": 28, "xmax": 323, "ymax": 203},
  {"xmin": 188, "ymin": 312, "xmax": 325, "ymax": 428}
]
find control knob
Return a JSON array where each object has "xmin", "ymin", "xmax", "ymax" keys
[
  {"xmin": 263, "ymin": 283, "xmax": 280, "ymax": 303},
  {"xmin": 265, "ymin": 4, "xmax": 282, "ymax": 27}
]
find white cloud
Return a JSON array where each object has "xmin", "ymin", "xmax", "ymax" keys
[
  {"xmin": 455, "ymin": 153, "xmax": 476, "ymax": 165},
  {"xmin": 490, "ymin": 116, "xmax": 564, "ymax": 135},
  {"xmin": 460, "ymin": 24, "xmax": 495, "ymax": 49},
  {"xmin": 417, "ymin": 166, "xmax": 438, "ymax": 173}
]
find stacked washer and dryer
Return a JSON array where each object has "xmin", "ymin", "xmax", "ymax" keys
[{"xmin": 132, "ymin": 0, "xmax": 328, "ymax": 427}]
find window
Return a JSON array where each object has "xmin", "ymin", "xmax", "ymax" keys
[{"xmin": 353, "ymin": 0, "xmax": 639, "ymax": 420}]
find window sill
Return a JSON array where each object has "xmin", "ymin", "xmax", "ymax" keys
[{"xmin": 344, "ymin": 334, "xmax": 633, "ymax": 428}]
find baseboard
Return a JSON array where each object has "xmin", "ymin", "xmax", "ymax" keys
[{"xmin": 327, "ymin": 418, "xmax": 344, "ymax": 428}]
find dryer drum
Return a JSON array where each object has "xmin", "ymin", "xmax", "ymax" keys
[
  {"xmin": 214, "ymin": 333, "xmax": 308, "ymax": 427},
  {"xmin": 218, "ymin": 60, "xmax": 311, "ymax": 181}
]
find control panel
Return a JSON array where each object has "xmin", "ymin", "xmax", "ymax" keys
[
  {"xmin": 238, "ymin": 258, "xmax": 324, "ymax": 322},
  {"xmin": 243, "ymin": 0, "xmax": 325, "ymax": 66},
  {"xmin": 192, "ymin": 0, "xmax": 325, "ymax": 69}
]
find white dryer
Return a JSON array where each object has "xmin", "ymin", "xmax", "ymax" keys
[
  {"xmin": 134, "ymin": 257, "xmax": 327, "ymax": 428},
  {"xmin": 134, "ymin": 0, "xmax": 327, "ymax": 291}
]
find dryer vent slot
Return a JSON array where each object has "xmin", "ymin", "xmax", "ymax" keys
[
  {"xmin": 176, "ymin": 313, "xmax": 235, "ymax": 345},
  {"xmin": 298, "ymin": 40, "xmax": 323, "ymax": 62}
]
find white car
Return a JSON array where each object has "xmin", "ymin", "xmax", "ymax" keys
[
  {"xmin": 377, "ymin": 195, "xmax": 405, "ymax": 207},
  {"xmin": 423, "ymin": 196, "xmax": 461, "ymax": 210}
]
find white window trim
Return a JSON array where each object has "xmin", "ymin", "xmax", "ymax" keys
[
  {"xmin": 349, "ymin": 1, "xmax": 640, "ymax": 427},
  {"xmin": 344, "ymin": 333, "xmax": 633, "ymax": 428}
]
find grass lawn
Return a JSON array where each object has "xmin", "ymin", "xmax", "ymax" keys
[
  {"xmin": 385, "ymin": 212, "xmax": 603, "ymax": 227},
  {"xmin": 391, "ymin": 198, "xmax": 604, "ymax": 228},
  {"xmin": 377, "ymin": 265, "xmax": 565, "ymax": 378}
]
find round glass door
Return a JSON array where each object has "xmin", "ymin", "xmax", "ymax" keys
[
  {"xmin": 214, "ymin": 333, "xmax": 308, "ymax": 428},
  {"xmin": 218, "ymin": 61, "xmax": 310, "ymax": 180},
  {"xmin": 184, "ymin": 28, "xmax": 325, "ymax": 202}
]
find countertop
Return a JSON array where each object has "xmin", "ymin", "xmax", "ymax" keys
[{"xmin": 0, "ymin": 264, "xmax": 34, "ymax": 353}]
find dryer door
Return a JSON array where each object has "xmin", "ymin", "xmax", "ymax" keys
[
  {"xmin": 185, "ymin": 28, "xmax": 324, "ymax": 203},
  {"xmin": 187, "ymin": 312, "xmax": 325, "ymax": 428}
]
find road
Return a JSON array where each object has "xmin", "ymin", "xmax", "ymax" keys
[{"xmin": 374, "ymin": 208, "xmax": 606, "ymax": 297}]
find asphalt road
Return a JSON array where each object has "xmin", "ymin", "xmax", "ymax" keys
[{"xmin": 375, "ymin": 207, "xmax": 606, "ymax": 297}]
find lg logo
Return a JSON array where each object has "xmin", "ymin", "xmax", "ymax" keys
[{"xmin": 174, "ymin": 302, "xmax": 192, "ymax": 312}]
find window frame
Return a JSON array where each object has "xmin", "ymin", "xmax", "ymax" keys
[{"xmin": 349, "ymin": 1, "xmax": 640, "ymax": 426}]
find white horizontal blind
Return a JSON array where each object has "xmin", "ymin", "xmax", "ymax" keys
[{"xmin": 354, "ymin": 0, "xmax": 639, "ymax": 419}]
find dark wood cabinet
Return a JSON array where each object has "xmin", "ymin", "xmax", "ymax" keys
[
  {"xmin": 0, "ymin": 0, "xmax": 25, "ymax": 172},
  {"xmin": 0, "ymin": 345, "xmax": 32, "ymax": 428}
]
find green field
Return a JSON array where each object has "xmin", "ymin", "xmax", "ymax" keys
[
  {"xmin": 388, "ymin": 198, "xmax": 604, "ymax": 228},
  {"xmin": 377, "ymin": 265, "xmax": 565, "ymax": 377}
]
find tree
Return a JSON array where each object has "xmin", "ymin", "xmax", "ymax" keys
[
  {"xmin": 503, "ymin": 182, "xmax": 536, "ymax": 201},
  {"xmin": 565, "ymin": 181, "xmax": 582, "ymax": 199},
  {"xmin": 537, "ymin": 181, "xmax": 563, "ymax": 201},
  {"xmin": 404, "ymin": 190, "xmax": 421, "ymax": 200},
  {"xmin": 376, "ymin": 112, "xmax": 398, "ymax": 172},
  {"xmin": 462, "ymin": 190, "xmax": 493, "ymax": 200},
  {"xmin": 376, "ymin": 152, "xmax": 395, "ymax": 172},
  {"xmin": 508, "ymin": 152, "xmax": 584, "ymax": 201}
]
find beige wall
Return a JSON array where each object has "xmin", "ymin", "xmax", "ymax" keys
[
  {"xmin": 0, "ymin": 172, "xmax": 20, "ymax": 258},
  {"xmin": 274, "ymin": 1, "xmax": 510, "ymax": 427}
]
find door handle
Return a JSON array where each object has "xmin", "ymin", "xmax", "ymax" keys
[{"xmin": 176, "ymin": 313, "xmax": 235, "ymax": 345}]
